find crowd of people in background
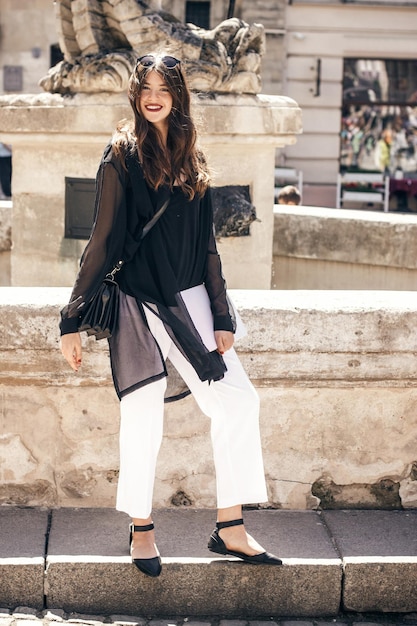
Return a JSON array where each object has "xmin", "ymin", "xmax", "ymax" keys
[{"xmin": 341, "ymin": 106, "xmax": 417, "ymax": 177}]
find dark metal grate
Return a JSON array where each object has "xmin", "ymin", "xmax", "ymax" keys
[{"xmin": 185, "ymin": 1, "xmax": 210, "ymax": 29}]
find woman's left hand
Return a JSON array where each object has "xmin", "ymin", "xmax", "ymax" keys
[{"xmin": 214, "ymin": 330, "xmax": 234, "ymax": 355}]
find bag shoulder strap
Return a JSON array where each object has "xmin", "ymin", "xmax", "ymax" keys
[
  {"xmin": 141, "ymin": 198, "xmax": 170, "ymax": 239},
  {"xmin": 109, "ymin": 151, "xmax": 170, "ymax": 273},
  {"xmin": 124, "ymin": 148, "xmax": 170, "ymax": 239}
]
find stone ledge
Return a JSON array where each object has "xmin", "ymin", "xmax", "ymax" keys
[
  {"xmin": 343, "ymin": 558, "xmax": 417, "ymax": 613},
  {"xmin": 2, "ymin": 288, "xmax": 417, "ymax": 510},
  {"xmin": 2, "ymin": 508, "xmax": 417, "ymax": 616},
  {"xmin": 3, "ymin": 287, "xmax": 417, "ymax": 383},
  {"xmin": 274, "ymin": 205, "xmax": 417, "ymax": 270},
  {"xmin": 2, "ymin": 508, "xmax": 343, "ymax": 617},
  {"xmin": 0, "ymin": 201, "xmax": 11, "ymax": 253},
  {"xmin": 0, "ymin": 93, "xmax": 302, "ymax": 139},
  {"xmin": 0, "ymin": 507, "xmax": 49, "ymax": 610},
  {"xmin": 322, "ymin": 510, "xmax": 417, "ymax": 612}
]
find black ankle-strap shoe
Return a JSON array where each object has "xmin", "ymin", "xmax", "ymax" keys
[
  {"xmin": 129, "ymin": 522, "xmax": 162, "ymax": 577},
  {"xmin": 207, "ymin": 518, "xmax": 283, "ymax": 565}
]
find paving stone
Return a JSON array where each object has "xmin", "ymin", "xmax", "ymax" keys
[
  {"xmin": 109, "ymin": 617, "xmax": 147, "ymax": 625},
  {"xmin": 66, "ymin": 616, "xmax": 106, "ymax": 624},
  {"xmin": 247, "ymin": 622, "xmax": 279, "ymax": 626},
  {"xmin": 0, "ymin": 509, "xmax": 48, "ymax": 610},
  {"xmin": 45, "ymin": 509, "xmax": 341, "ymax": 618},
  {"xmin": 11, "ymin": 621, "xmax": 43, "ymax": 626},
  {"xmin": 322, "ymin": 511, "xmax": 417, "ymax": 613},
  {"xmin": 44, "ymin": 611, "xmax": 66, "ymax": 622},
  {"xmin": 314, "ymin": 621, "xmax": 348, "ymax": 625}
]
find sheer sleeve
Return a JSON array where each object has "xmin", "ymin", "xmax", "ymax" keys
[
  {"xmin": 204, "ymin": 192, "xmax": 235, "ymax": 333},
  {"xmin": 60, "ymin": 148, "xmax": 127, "ymax": 335}
]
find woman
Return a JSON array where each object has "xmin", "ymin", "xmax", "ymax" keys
[{"xmin": 60, "ymin": 53, "xmax": 282, "ymax": 577}]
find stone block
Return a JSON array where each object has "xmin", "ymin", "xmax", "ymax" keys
[
  {"xmin": 2, "ymin": 288, "xmax": 417, "ymax": 510},
  {"xmin": 0, "ymin": 201, "xmax": 11, "ymax": 252},
  {"xmin": 1, "ymin": 92, "xmax": 301, "ymax": 289},
  {"xmin": 45, "ymin": 508, "xmax": 342, "ymax": 617},
  {"xmin": 0, "ymin": 508, "xmax": 48, "ymax": 609},
  {"xmin": 343, "ymin": 557, "xmax": 417, "ymax": 613},
  {"xmin": 274, "ymin": 206, "xmax": 417, "ymax": 270},
  {"xmin": 45, "ymin": 557, "xmax": 341, "ymax": 617},
  {"xmin": 322, "ymin": 510, "xmax": 417, "ymax": 612}
]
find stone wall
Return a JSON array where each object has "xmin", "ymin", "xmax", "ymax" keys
[
  {"xmin": 0, "ymin": 200, "xmax": 11, "ymax": 285},
  {"xmin": 273, "ymin": 205, "xmax": 417, "ymax": 290},
  {"xmin": 0, "ymin": 92, "xmax": 301, "ymax": 290},
  {"xmin": 4, "ymin": 202, "xmax": 417, "ymax": 291},
  {"xmin": 1, "ymin": 287, "xmax": 417, "ymax": 510}
]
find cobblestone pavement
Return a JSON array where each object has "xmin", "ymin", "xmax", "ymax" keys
[{"xmin": 1, "ymin": 608, "xmax": 417, "ymax": 626}]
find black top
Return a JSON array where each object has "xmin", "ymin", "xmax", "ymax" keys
[{"xmin": 60, "ymin": 143, "xmax": 235, "ymax": 399}]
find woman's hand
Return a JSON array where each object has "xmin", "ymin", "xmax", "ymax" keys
[
  {"xmin": 60, "ymin": 332, "xmax": 82, "ymax": 371},
  {"xmin": 214, "ymin": 330, "xmax": 234, "ymax": 355}
]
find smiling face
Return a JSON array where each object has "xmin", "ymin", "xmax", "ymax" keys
[{"xmin": 138, "ymin": 70, "xmax": 173, "ymax": 137}]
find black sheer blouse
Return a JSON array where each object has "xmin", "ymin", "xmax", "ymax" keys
[{"xmin": 60, "ymin": 143, "xmax": 236, "ymax": 399}]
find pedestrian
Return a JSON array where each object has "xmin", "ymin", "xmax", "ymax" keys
[
  {"xmin": 375, "ymin": 128, "xmax": 392, "ymax": 175},
  {"xmin": 60, "ymin": 53, "xmax": 282, "ymax": 578},
  {"xmin": 277, "ymin": 184, "xmax": 301, "ymax": 205}
]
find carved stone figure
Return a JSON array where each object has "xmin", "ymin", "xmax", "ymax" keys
[
  {"xmin": 211, "ymin": 186, "xmax": 258, "ymax": 237},
  {"xmin": 40, "ymin": 0, "xmax": 265, "ymax": 96}
]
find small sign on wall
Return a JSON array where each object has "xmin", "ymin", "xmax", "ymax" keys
[
  {"xmin": 65, "ymin": 177, "xmax": 95, "ymax": 239},
  {"xmin": 3, "ymin": 66, "xmax": 23, "ymax": 92}
]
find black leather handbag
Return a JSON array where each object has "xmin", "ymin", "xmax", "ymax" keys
[
  {"xmin": 78, "ymin": 260, "xmax": 123, "ymax": 340},
  {"xmin": 78, "ymin": 198, "xmax": 169, "ymax": 340}
]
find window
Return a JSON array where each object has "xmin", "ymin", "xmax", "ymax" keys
[
  {"xmin": 340, "ymin": 58, "xmax": 417, "ymax": 176},
  {"xmin": 50, "ymin": 44, "xmax": 64, "ymax": 68},
  {"xmin": 3, "ymin": 66, "xmax": 23, "ymax": 92},
  {"xmin": 289, "ymin": 1, "xmax": 417, "ymax": 5},
  {"xmin": 185, "ymin": 1, "xmax": 210, "ymax": 29}
]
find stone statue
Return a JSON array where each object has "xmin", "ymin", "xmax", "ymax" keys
[{"xmin": 40, "ymin": 0, "xmax": 265, "ymax": 96}]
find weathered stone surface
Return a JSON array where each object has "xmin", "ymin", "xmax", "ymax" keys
[
  {"xmin": 45, "ymin": 508, "xmax": 341, "ymax": 617},
  {"xmin": 343, "ymin": 559, "xmax": 417, "ymax": 612},
  {"xmin": 272, "ymin": 205, "xmax": 417, "ymax": 291},
  {"xmin": 2, "ymin": 288, "xmax": 417, "ymax": 509},
  {"xmin": 312, "ymin": 476, "xmax": 401, "ymax": 510},
  {"xmin": 40, "ymin": 1, "xmax": 265, "ymax": 95},
  {"xmin": 0, "ymin": 93, "xmax": 301, "ymax": 289},
  {"xmin": 274, "ymin": 206, "xmax": 417, "ymax": 270},
  {"xmin": 45, "ymin": 557, "xmax": 341, "ymax": 617},
  {"xmin": 323, "ymin": 509, "xmax": 417, "ymax": 613},
  {"xmin": 0, "ymin": 202, "xmax": 11, "ymax": 252},
  {"xmin": 0, "ymin": 508, "xmax": 48, "ymax": 609}
]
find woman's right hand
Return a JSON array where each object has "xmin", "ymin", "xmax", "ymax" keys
[{"xmin": 60, "ymin": 332, "xmax": 82, "ymax": 371}]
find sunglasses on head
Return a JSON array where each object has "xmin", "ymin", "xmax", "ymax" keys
[{"xmin": 137, "ymin": 55, "xmax": 181, "ymax": 69}]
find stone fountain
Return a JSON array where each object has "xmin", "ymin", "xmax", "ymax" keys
[{"xmin": 0, "ymin": 0, "xmax": 301, "ymax": 289}]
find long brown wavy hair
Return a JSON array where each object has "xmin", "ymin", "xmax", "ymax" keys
[{"xmin": 113, "ymin": 54, "xmax": 210, "ymax": 200}]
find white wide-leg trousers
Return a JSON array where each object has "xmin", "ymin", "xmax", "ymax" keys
[{"xmin": 116, "ymin": 307, "xmax": 268, "ymax": 519}]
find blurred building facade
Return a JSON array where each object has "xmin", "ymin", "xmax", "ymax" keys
[{"xmin": 0, "ymin": 0, "xmax": 416, "ymax": 205}]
